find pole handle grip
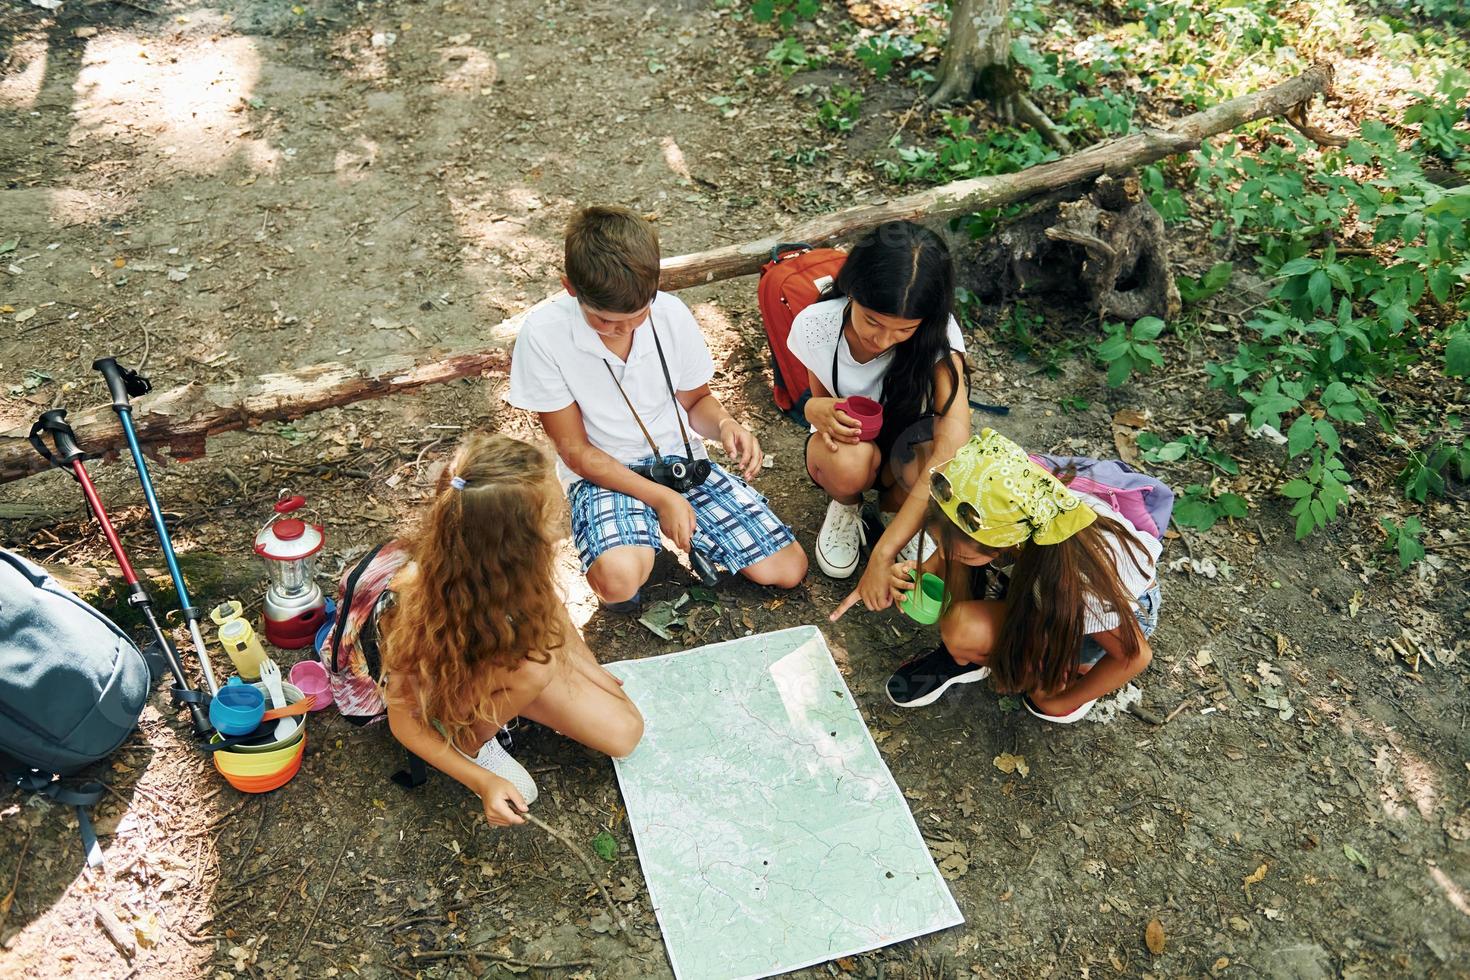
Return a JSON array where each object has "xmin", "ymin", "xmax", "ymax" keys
[
  {"xmin": 28, "ymin": 409, "xmax": 88, "ymax": 470},
  {"xmin": 92, "ymin": 357, "xmax": 152, "ymax": 410}
]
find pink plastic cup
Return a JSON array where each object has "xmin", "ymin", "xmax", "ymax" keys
[
  {"xmin": 289, "ymin": 660, "xmax": 333, "ymax": 712},
  {"xmin": 838, "ymin": 396, "xmax": 884, "ymax": 441}
]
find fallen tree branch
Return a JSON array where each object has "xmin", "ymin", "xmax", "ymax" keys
[
  {"xmin": 1012, "ymin": 93, "xmax": 1074, "ymax": 154},
  {"xmin": 0, "ymin": 297, "xmax": 551, "ymax": 485},
  {"xmin": 0, "ymin": 63, "xmax": 1336, "ymax": 485},
  {"xmin": 522, "ymin": 812, "xmax": 629, "ymax": 937},
  {"xmin": 663, "ymin": 61, "xmax": 1334, "ymax": 288}
]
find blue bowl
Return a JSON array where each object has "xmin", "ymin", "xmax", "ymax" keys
[
  {"xmin": 209, "ymin": 679, "xmax": 266, "ymax": 736},
  {"xmin": 313, "ymin": 599, "xmax": 337, "ymax": 659}
]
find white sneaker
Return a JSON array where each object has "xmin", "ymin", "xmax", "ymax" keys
[
  {"xmin": 1023, "ymin": 695, "xmax": 1097, "ymax": 725},
  {"xmin": 456, "ymin": 735, "xmax": 539, "ymax": 806},
  {"xmin": 815, "ymin": 498, "xmax": 865, "ymax": 579},
  {"xmin": 881, "ymin": 512, "xmax": 937, "ymax": 565}
]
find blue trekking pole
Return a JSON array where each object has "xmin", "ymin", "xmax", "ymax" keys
[{"xmin": 92, "ymin": 357, "xmax": 220, "ymax": 695}]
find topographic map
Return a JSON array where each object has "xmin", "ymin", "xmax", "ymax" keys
[{"xmin": 608, "ymin": 626, "xmax": 963, "ymax": 980}]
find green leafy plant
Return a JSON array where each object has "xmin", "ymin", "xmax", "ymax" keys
[
  {"xmin": 853, "ymin": 31, "xmax": 923, "ymax": 78},
  {"xmin": 765, "ymin": 36, "xmax": 821, "ymax": 74},
  {"xmin": 1094, "ymin": 316, "xmax": 1166, "ymax": 387},
  {"xmin": 1173, "ymin": 485, "xmax": 1249, "ymax": 531},
  {"xmin": 1140, "ymin": 164, "xmax": 1189, "ymax": 224},
  {"xmin": 1060, "ymin": 396, "xmax": 1090, "ymax": 414},
  {"xmin": 816, "ymin": 86, "xmax": 862, "ymax": 133},
  {"xmin": 1380, "ymin": 516, "xmax": 1425, "ymax": 570},
  {"xmin": 1399, "ymin": 438, "xmax": 1470, "ymax": 502},
  {"xmin": 751, "ymin": 0, "xmax": 819, "ymax": 30},
  {"xmin": 1280, "ymin": 449, "xmax": 1351, "ymax": 540},
  {"xmin": 1136, "ymin": 432, "xmax": 1239, "ymax": 475},
  {"xmin": 1177, "ymin": 261, "xmax": 1235, "ymax": 305}
]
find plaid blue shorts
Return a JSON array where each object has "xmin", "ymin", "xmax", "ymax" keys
[{"xmin": 568, "ymin": 458, "xmax": 797, "ymax": 574}]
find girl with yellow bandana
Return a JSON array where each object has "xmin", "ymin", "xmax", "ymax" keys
[{"xmin": 836, "ymin": 429, "xmax": 1162, "ymax": 721}]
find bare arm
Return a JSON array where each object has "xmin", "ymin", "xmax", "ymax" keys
[
  {"xmin": 386, "ymin": 667, "xmax": 548, "ymax": 825},
  {"xmin": 871, "ymin": 352, "xmax": 971, "ymax": 563},
  {"xmin": 678, "ymin": 383, "xmax": 762, "ymax": 480},
  {"xmin": 802, "ymin": 369, "xmax": 862, "ymax": 447},
  {"xmin": 1031, "ymin": 626, "xmax": 1154, "ymax": 715},
  {"xmin": 539, "ymin": 403, "xmax": 678, "ymax": 510}
]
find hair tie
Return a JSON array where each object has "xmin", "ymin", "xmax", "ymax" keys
[{"xmin": 449, "ymin": 476, "xmax": 466, "ymax": 491}]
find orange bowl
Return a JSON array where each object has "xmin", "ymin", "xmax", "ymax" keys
[{"xmin": 215, "ymin": 749, "xmax": 303, "ymax": 793}]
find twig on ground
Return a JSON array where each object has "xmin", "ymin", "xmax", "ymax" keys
[
  {"xmin": 1128, "ymin": 703, "xmax": 1166, "ymax": 725},
  {"xmin": 234, "ymin": 798, "xmax": 269, "ymax": 878},
  {"xmin": 0, "ymin": 828, "xmax": 32, "ymax": 933},
  {"xmin": 274, "ymin": 859, "xmax": 313, "ymax": 915},
  {"xmin": 1164, "ymin": 697, "xmax": 1196, "ymax": 724},
  {"xmin": 292, "ymin": 836, "xmax": 350, "ymax": 958},
  {"xmin": 409, "ymin": 948, "xmax": 591, "ymax": 969},
  {"xmin": 137, "ymin": 317, "xmax": 152, "ymax": 372},
  {"xmin": 523, "ymin": 812, "xmax": 628, "ymax": 936}
]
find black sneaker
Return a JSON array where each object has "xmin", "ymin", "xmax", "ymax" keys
[
  {"xmin": 600, "ymin": 591, "xmax": 642, "ymax": 615},
  {"xmin": 886, "ymin": 643, "xmax": 990, "ymax": 708},
  {"xmin": 859, "ymin": 505, "xmax": 885, "ymax": 559}
]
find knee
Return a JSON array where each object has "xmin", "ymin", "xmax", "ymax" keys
[
  {"xmin": 813, "ymin": 443, "xmax": 880, "ymax": 498},
  {"xmin": 941, "ymin": 602, "xmax": 996, "ymax": 662},
  {"xmin": 742, "ymin": 542, "xmax": 808, "ymax": 589},
  {"xmin": 586, "ymin": 548, "xmax": 653, "ymax": 603},
  {"xmin": 606, "ymin": 704, "xmax": 645, "ymax": 760}
]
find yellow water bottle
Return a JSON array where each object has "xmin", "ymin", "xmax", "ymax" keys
[{"xmin": 210, "ymin": 601, "xmax": 270, "ymax": 681}]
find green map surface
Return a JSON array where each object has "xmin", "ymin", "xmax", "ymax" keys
[{"xmin": 607, "ymin": 626, "xmax": 963, "ymax": 980}]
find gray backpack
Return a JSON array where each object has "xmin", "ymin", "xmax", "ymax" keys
[{"xmin": 0, "ymin": 549, "xmax": 155, "ymax": 866}]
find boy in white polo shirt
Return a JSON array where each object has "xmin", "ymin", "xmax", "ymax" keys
[{"xmin": 507, "ymin": 206, "xmax": 807, "ymax": 611}]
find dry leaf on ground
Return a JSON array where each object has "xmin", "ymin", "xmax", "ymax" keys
[
  {"xmin": 993, "ymin": 752, "xmax": 1029, "ymax": 777},
  {"xmin": 1145, "ymin": 917, "xmax": 1165, "ymax": 955}
]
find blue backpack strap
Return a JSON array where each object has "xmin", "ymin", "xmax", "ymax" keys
[{"xmin": 7, "ymin": 769, "xmax": 107, "ymax": 868}]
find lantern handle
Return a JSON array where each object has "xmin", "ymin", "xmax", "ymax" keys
[{"xmin": 274, "ymin": 494, "xmax": 306, "ymax": 515}]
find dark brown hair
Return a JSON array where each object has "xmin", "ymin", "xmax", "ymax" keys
[
  {"xmin": 381, "ymin": 433, "xmax": 565, "ymax": 749},
  {"xmin": 933, "ymin": 498, "xmax": 1151, "ymax": 695},
  {"xmin": 564, "ymin": 205, "xmax": 661, "ymax": 313}
]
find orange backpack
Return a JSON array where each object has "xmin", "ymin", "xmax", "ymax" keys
[{"xmin": 757, "ymin": 243, "xmax": 847, "ymax": 422}]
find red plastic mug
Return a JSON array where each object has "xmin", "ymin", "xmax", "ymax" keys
[{"xmin": 838, "ymin": 396, "xmax": 884, "ymax": 441}]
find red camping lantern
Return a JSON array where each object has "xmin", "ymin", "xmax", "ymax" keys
[{"xmin": 253, "ymin": 493, "xmax": 327, "ymax": 649}]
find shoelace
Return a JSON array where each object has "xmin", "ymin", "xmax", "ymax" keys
[{"xmin": 825, "ymin": 503, "xmax": 861, "ymax": 538}]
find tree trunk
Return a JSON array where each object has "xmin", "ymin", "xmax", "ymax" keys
[
  {"xmin": 0, "ymin": 64, "xmax": 1339, "ymax": 486},
  {"xmin": 968, "ymin": 173, "xmax": 1183, "ymax": 321},
  {"xmin": 929, "ymin": 0, "xmax": 1012, "ymax": 107}
]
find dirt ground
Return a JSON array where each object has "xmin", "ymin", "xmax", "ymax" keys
[{"xmin": 2, "ymin": 1, "xmax": 1468, "ymax": 978}]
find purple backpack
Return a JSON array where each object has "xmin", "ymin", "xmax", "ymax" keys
[{"xmin": 1029, "ymin": 454, "xmax": 1175, "ymax": 541}]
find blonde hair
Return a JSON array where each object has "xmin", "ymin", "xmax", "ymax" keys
[
  {"xmin": 382, "ymin": 433, "xmax": 564, "ymax": 749},
  {"xmin": 564, "ymin": 205, "xmax": 660, "ymax": 313}
]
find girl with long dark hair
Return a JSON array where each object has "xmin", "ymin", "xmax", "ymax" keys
[
  {"xmin": 873, "ymin": 430, "xmax": 1162, "ymax": 721},
  {"xmin": 788, "ymin": 221, "xmax": 972, "ymax": 613}
]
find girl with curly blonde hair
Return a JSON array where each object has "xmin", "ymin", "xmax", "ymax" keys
[{"xmin": 381, "ymin": 432, "xmax": 643, "ymax": 827}]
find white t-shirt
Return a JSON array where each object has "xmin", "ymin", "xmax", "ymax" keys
[
  {"xmin": 1077, "ymin": 492, "xmax": 1162, "ymax": 634},
  {"xmin": 506, "ymin": 291, "xmax": 714, "ymax": 487},
  {"xmin": 785, "ymin": 297, "xmax": 967, "ymax": 403}
]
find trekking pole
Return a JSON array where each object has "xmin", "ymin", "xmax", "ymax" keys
[
  {"xmin": 29, "ymin": 409, "xmax": 213, "ymax": 735},
  {"xmin": 91, "ymin": 357, "xmax": 220, "ymax": 695}
]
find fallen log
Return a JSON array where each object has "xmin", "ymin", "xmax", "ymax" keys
[
  {"xmin": 0, "ymin": 298, "xmax": 546, "ymax": 485},
  {"xmin": 0, "ymin": 63, "xmax": 1337, "ymax": 486},
  {"xmin": 661, "ymin": 61, "xmax": 1337, "ymax": 288}
]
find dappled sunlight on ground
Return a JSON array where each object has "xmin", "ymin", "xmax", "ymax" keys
[
  {"xmin": 70, "ymin": 30, "xmax": 271, "ymax": 178},
  {"xmin": 1429, "ymin": 864, "xmax": 1470, "ymax": 918},
  {"xmin": 435, "ymin": 43, "xmax": 498, "ymax": 94},
  {"xmin": 0, "ymin": 34, "xmax": 45, "ymax": 109}
]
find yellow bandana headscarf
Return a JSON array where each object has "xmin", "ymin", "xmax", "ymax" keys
[{"xmin": 930, "ymin": 429, "xmax": 1096, "ymax": 547}]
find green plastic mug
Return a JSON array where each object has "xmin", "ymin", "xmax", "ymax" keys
[{"xmin": 900, "ymin": 571, "xmax": 945, "ymax": 625}]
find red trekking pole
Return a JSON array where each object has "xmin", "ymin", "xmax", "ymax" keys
[{"xmin": 29, "ymin": 409, "xmax": 212, "ymax": 735}]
